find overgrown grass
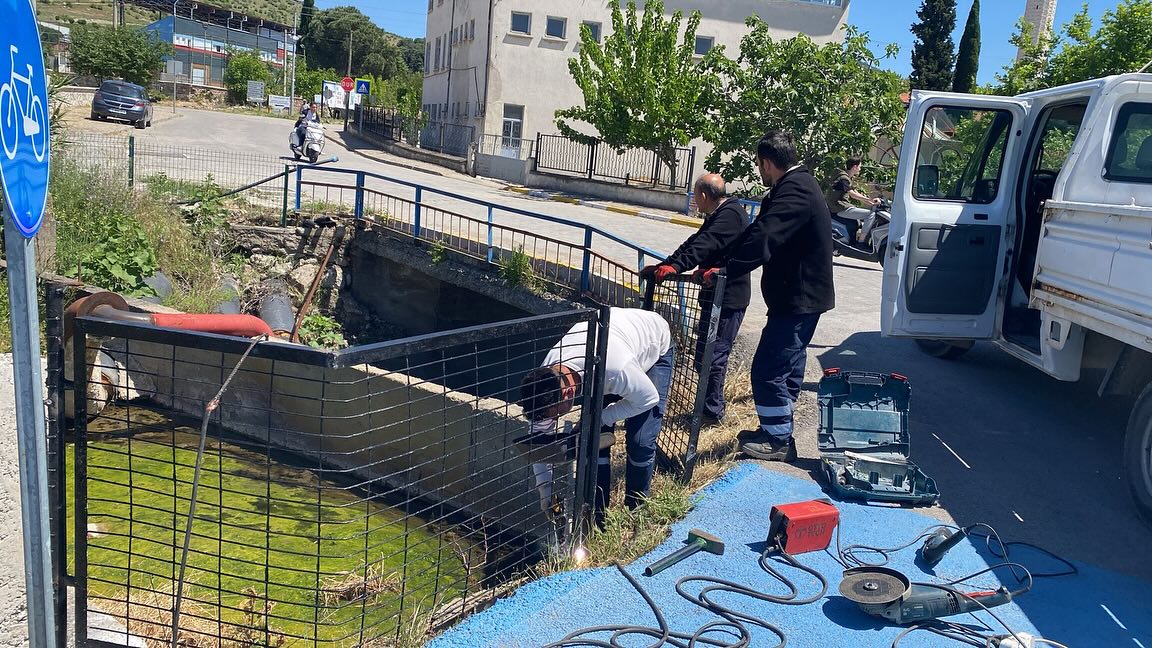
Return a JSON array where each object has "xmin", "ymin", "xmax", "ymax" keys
[
  {"xmin": 71, "ymin": 406, "xmax": 471, "ymax": 645},
  {"xmin": 50, "ymin": 162, "xmax": 236, "ymax": 313},
  {"xmin": 498, "ymin": 246, "xmax": 538, "ymax": 291}
]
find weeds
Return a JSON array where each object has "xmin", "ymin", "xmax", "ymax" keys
[
  {"xmin": 231, "ymin": 588, "xmax": 287, "ymax": 648},
  {"xmin": 298, "ymin": 313, "xmax": 348, "ymax": 350},
  {"xmin": 321, "ymin": 562, "xmax": 402, "ymax": 606},
  {"xmin": 428, "ymin": 240, "xmax": 448, "ymax": 264},
  {"xmin": 498, "ymin": 246, "xmax": 537, "ymax": 290}
]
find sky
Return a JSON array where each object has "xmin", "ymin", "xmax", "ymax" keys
[{"xmin": 323, "ymin": 0, "xmax": 1118, "ymax": 86}]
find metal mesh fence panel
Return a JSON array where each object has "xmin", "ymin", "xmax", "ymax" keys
[
  {"xmin": 70, "ymin": 309, "xmax": 603, "ymax": 647},
  {"xmin": 641, "ymin": 275, "xmax": 725, "ymax": 480}
]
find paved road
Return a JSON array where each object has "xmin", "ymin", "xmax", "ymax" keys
[{"xmin": 77, "ymin": 108, "xmax": 1152, "ymax": 583}]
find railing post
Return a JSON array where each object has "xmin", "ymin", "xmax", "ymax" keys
[
  {"xmin": 354, "ymin": 172, "xmax": 365, "ymax": 220},
  {"xmin": 280, "ymin": 164, "xmax": 290, "ymax": 227},
  {"xmin": 414, "ymin": 186, "xmax": 423, "ymax": 238},
  {"xmin": 72, "ymin": 326, "xmax": 89, "ymax": 648},
  {"xmin": 587, "ymin": 141, "xmax": 596, "ymax": 181},
  {"xmin": 486, "ymin": 205, "xmax": 495, "ymax": 263},
  {"xmin": 651, "ymin": 150, "xmax": 660, "ymax": 188},
  {"xmin": 534, "ymin": 132, "xmax": 541, "ymax": 173},
  {"xmin": 127, "ymin": 135, "xmax": 135, "ymax": 187},
  {"xmin": 294, "ymin": 164, "xmax": 303, "ymax": 212},
  {"xmin": 685, "ymin": 146, "xmax": 697, "ymax": 192},
  {"xmin": 580, "ymin": 228, "xmax": 593, "ymax": 294},
  {"xmin": 683, "ymin": 273, "xmax": 727, "ymax": 480},
  {"xmin": 43, "ymin": 284, "xmax": 67, "ymax": 648}
]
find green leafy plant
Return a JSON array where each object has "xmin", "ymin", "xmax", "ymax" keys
[
  {"xmin": 68, "ymin": 24, "xmax": 171, "ymax": 86},
  {"xmin": 428, "ymin": 240, "xmax": 448, "ymax": 264},
  {"xmin": 298, "ymin": 313, "xmax": 347, "ymax": 350},
  {"xmin": 82, "ymin": 218, "xmax": 160, "ymax": 296},
  {"xmin": 224, "ymin": 50, "xmax": 276, "ymax": 104},
  {"xmin": 498, "ymin": 246, "xmax": 537, "ymax": 290}
]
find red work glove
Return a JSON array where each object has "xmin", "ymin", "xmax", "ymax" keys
[
  {"xmin": 692, "ymin": 267, "xmax": 720, "ymax": 286},
  {"xmin": 640, "ymin": 264, "xmax": 677, "ymax": 283}
]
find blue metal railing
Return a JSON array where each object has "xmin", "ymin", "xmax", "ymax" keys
[
  {"xmin": 294, "ymin": 165, "xmax": 670, "ymax": 294},
  {"xmin": 683, "ymin": 191, "xmax": 761, "ymax": 221}
]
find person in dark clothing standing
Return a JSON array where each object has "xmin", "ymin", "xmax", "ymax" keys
[
  {"xmin": 641, "ymin": 174, "xmax": 751, "ymax": 426},
  {"xmin": 697, "ymin": 132, "xmax": 835, "ymax": 462}
]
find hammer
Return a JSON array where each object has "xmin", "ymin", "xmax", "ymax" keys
[{"xmin": 643, "ymin": 529, "xmax": 725, "ymax": 577}]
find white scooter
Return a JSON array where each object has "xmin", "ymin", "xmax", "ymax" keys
[{"xmin": 289, "ymin": 121, "xmax": 325, "ymax": 164}]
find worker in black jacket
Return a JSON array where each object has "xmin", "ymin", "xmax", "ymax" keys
[
  {"xmin": 640, "ymin": 174, "xmax": 751, "ymax": 426},
  {"xmin": 697, "ymin": 132, "xmax": 835, "ymax": 462}
]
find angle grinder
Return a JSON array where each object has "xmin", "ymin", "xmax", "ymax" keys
[{"xmin": 838, "ymin": 566, "xmax": 1016, "ymax": 624}]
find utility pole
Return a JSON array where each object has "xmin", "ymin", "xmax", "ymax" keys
[{"xmin": 343, "ymin": 28, "xmax": 352, "ymax": 129}]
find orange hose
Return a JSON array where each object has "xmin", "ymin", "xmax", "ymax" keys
[{"xmin": 150, "ymin": 313, "xmax": 273, "ymax": 338}]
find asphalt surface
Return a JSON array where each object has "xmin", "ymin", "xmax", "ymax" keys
[{"xmin": 72, "ymin": 108, "xmax": 1152, "ymax": 582}]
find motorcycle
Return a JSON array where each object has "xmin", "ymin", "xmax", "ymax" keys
[
  {"xmin": 289, "ymin": 120, "xmax": 325, "ymax": 164},
  {"xmin": 831, "ymin": 199, "xmax": 892, "ymax": 267}
]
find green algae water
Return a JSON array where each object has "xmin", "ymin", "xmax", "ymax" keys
[{"xmin": 70, "ymin": 405, "xmax": 477, "ymax": 646}]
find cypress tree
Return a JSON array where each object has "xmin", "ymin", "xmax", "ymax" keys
[
  {"xmin": 909, "ymin": 0, "xmax": 957, "ymax": 91},
  {"xmin": 952, "ymin": 0, "xmax": 981, "ymax": 93}
]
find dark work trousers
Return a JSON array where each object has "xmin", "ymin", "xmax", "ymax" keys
[
  {"xmin": 751, "ymin": 313, "xmax": 821, "ymax": 440},
  {"xmin": 694, "ymin": 307, "xmax": 746, "ymax": 421},
  {"xmin": 594, "ymin": 344, "xmax": 676, "ymax": 527}
]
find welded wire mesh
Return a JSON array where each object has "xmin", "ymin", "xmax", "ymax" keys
[
  {"xmin": 54, "ymin": 134, "xmax": 289, "ymax": 207},
  {"xmin": 71, "ymin": 309, "xmax": 602, "ymax": 647},
  {"xmin": 642, "ymin": 275, "xmax": 726, "ymax": 480}
]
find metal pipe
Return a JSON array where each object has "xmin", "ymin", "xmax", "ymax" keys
[
  {"xmin": 290, "ymin": 225, "xmax": 345, "ymax": 343},
  {"xmin": 258, "ymin": 283, "xmax": 295, "ymax": 338},
  {"xmin": 89, "ymin": 303, "xmax": 274, "ymax": 337}
]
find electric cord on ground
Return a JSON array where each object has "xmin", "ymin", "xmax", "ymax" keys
[
  {"xmin": 829, "ymin": 521, "xmax": 959, "ymax": 569},
  {"xmin": 169, "ymin": 334, "xmax": 268, "ymax": 648}
]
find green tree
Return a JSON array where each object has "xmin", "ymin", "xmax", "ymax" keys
[
  {"xmin": 555, "ymin": 0, "xmax": 720, "ymax": 181},
  {"xmin": 224, "ymin": 50, "xmax": 274, "ymax": 104},
  {"xmin": 299, "ymin": 0, "xmax": 315, "ymax": 36},
  {"xmin": 703, "ymin": 22, "xmax": 907, "ymax": 193},
  {"xmin": 994, "ymin": 0, "xmax": 1152, "ymax": 94},
  {"xmin": 909, "ymin": 0, "xmax": 957, "ymax": 90},
  {"xmin": 293, "ymin": 63, "xmax": 340, "ymax": 103},
  {"xmin": 301, "ymin": 6, "xmax": 409, "ymax": 79},
  {"xmin": 69, "ymin": 24, "xmax": 171, "ymax": 86},
  {"xmin": 952, "ymin": 0, "xmax": 981, "ymax": 93},
  {"xmin": 1046, "ymin": 0, "xmax": 1152, "ymax": 85}
]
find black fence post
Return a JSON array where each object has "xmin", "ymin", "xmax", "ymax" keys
[
  {"xmin": 72, "ymin": 324, "xmax": 90, "ymax": 648},
  {"xmin": 43, "ymin": 282, "xmax": 67, "ymax": 648},
  {"xmin": 576, "ymin": 306, "xmax": 611, "ymax": 540},
  {"xmin": 685, "ymin": 146, "xmax": 697, "ymax": 192},
  {"xmin": 587, "ymin": 141, "xmax": 597, "ymax": 181},
  {"xmin": 534, "ymin": 132, "xmax": 541, "ymax": 173},
  {"xmin": 651, "ymin": 151, "xmax": 660, "ymax": 188}
]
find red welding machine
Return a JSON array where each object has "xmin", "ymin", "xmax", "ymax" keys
[{"xmin": 766, "ymin": 499, "xmax": 839, "ymax": 554}]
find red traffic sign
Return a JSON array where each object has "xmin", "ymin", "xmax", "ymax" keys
[{"xmin": 341, "ymin": 76, "xmax": 354, "ymax": 92}]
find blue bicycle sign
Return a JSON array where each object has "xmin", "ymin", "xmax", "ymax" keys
[{"xmin": 0, "ymin": 0, "xmax": 50, "ymax": 238}]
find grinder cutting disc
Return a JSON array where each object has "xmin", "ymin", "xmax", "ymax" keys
[{"xmin": 838, "ymin": 567, "xmax": 909, "ymax": 605}]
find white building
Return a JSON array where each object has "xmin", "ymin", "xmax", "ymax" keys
[{"xmin": 421, "ymin": 0, "xmax": 850, "ymax": 161}]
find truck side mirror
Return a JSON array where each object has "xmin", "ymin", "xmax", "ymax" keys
[{"xmin": 915, "ymin": 164, "xmax": 939, "ymax": 196}]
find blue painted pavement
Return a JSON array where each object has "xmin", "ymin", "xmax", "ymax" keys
[{"xmin": 429, "ymin": 463, "xmax": 1152, "ymax": 648}]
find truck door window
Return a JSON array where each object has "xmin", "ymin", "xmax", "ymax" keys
[
  {"xmin": 1105, "ymin": 102, "xmax": 1152, "ymax": 183},
  {"xmin": 914, "ymin": 107, "xmax": 1013, "ymax": 203}
]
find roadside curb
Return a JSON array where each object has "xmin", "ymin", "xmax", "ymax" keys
[
  {"xmin": 323, "ymin": 130, "xmax": 446, "ymax": 177},
  {"xmin": 502, "ymin": 185, "xmax": 702, "ymax": 230}
]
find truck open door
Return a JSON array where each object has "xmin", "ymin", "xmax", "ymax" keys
[{"xmin": 881, "ymin": 93, "xmax": 1031, "ymax": 341}]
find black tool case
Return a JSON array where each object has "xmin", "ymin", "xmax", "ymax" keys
[{"xmin": 817, "ymin": 369, "xmax": 939, "ymax": 506}]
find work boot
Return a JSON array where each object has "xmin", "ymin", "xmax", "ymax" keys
[{"xmin": 740, "ymin": 434, "xmax": 797, "ymax": 462}]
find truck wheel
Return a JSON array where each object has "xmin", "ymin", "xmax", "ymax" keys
[
  {"xmin": 915, "ymin": 339, "xmax": 974, "ymax": 360},
  {"xmin": 1124, "ymin": 383, "xmax": 1152, "ymax": 525}
]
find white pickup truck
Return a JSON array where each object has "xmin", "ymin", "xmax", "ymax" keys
[{"xmin": 881, "ymin": 74, "xmax": 1152, "ymax": 521}]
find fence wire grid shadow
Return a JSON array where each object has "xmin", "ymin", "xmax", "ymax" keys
[{"xmin": 66, "ymin": 308, "xmax": 607, "ymax": 648}]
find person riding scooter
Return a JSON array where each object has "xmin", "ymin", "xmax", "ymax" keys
[
  {"xmin": 825, "ymin": 157, "xmax": 881, "ymax": 243},
  {"xmin": 294, "ymin": 101, "xmax": 320, "ymax": 148}
]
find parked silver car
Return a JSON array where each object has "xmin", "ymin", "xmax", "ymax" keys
[{"xmin": 90, "ymin": 80, "xmax": 153, "ymax": 129}]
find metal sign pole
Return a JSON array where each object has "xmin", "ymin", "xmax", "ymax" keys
[{"xmin": 4, "ymin": 210, "xmax": 55, "ymax": 648}]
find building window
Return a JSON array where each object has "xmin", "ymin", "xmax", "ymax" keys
[
  {"xmin": 428, "ymin": 0, "xmax": 432, "ymax": 11},
  {"xmin": 582, "ymin": 21, "xmax": 602, "ymax": 43},
  {"xmin": 546, "ymin": 16, "xmax": 566, "ymax": 39},
  {"xmin": 434, "ymin": 37, "xmax": 442, "ymax": 71},
  {"xmin": 510, "ymin": 12, "xmax": 531, "ymax": 35},
  {"xmin": 694, "ymin": 36, "xmax": 714, "ymax": 56},
  {"xmin": 425, "ymin": 42, "xmax": 431, "ymax": 73},
  {"xmin": 502, "ymin": 104, "xmax": 524, "ymax": 146},
  {"xmin": 470, "ymin": 19, "xmax": 476, "ymax": 40}
]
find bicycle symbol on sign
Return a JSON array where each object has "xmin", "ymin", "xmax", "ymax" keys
[{"xmin": 1, "ymin": 45, "xmax": 48, "ymax": 163}]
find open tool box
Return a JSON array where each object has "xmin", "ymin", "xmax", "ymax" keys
[{"xmin": 817, "ymin": 369, "xmax": 939, "ymax": 506}]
